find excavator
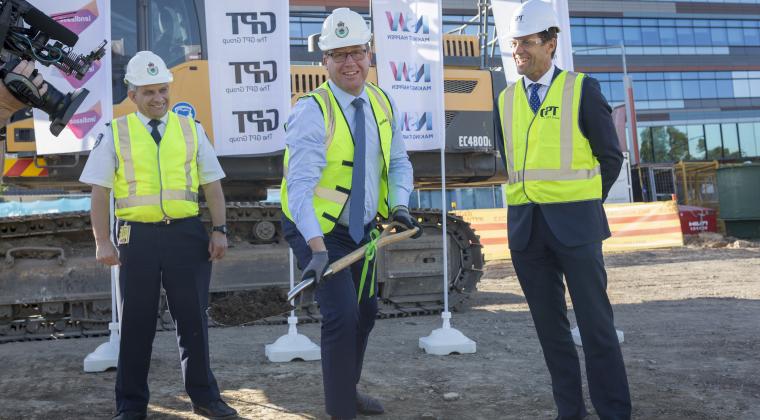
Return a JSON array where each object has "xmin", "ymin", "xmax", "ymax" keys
[{"xmin": 0, "ymin": 1, "xmax": 505, "ymax": 342}]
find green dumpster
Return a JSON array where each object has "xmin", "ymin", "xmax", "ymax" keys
[{"xmin": 717, "ymin": 164, "xmax": 760, "ymax": 239}]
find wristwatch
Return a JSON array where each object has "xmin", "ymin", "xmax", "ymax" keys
[{"xmin": 212, "ymin": 224, "xmax": 228, "ymax": 235}]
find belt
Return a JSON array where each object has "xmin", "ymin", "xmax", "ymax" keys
[{"xmin": 119, "ymin": 216, "xmax": 198, "ymax": 226}]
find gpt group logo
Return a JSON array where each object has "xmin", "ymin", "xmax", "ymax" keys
[
  {"xmin": 51, "ymin": 0, "xmax": 99, "ymax": 35},
  {"xmin": 385, "ymin": 11, "xmax": 430, "ymax": 41}
]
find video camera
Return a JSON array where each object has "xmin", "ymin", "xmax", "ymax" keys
[{"xmin": 0, "ymin": 0, "xmax": 106, "ymax": 135}]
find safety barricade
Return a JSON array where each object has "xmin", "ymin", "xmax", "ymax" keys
[{"xmin": 456, "ymin": 200, "xmax": 684, "ymax": 260}]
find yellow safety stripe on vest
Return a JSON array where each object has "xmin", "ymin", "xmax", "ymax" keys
[
  {"xmin": 115, "ymin": 117, "xmax": 137, "ymax": 197},
  {"xmin": 311, "ymin": 88, "xmax": 336, "ymax": 149},
  {"xmin": 502, "ymin": 72, "xmax": 599, "ymax": 185},
  {"xmin": 314, "ymin": 186, "xmax": 348, "ymax": 205},
  {"xmin": 178, "ymin": 116, "xmax": 195, "ymax": 191},
  {"xmin": 116, "ymin": 190, "xmax": 199, "ymax": 209}
]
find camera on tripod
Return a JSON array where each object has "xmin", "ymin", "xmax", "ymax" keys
[{"xmin": 0, "ymin": 0, "xmax": 106, "ymax": 135}]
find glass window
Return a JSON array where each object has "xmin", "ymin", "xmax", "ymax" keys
[
  {"xmin": 669, "ymin": 125, "xmax": 690, "ymax": 161},
  {"xmin": 586, "ymin": 26, "xmax": 604, "ymax": 45},
  {"xmin": 716, "ymin": 79, "xmax": 734, "ymax": 98},
  {"xmin": 634, "ymin": 80, "xmax": 648, "ymax": 100},
  {"xmin": 639, "ymin": 127, "xmax": 654, "ymax": 163},
  {"xmin": 705, "ymin": 124, "xmax": 723, "ymax": 160},
  {"xmin": 622, "ymin": 19, "xmax": 640, "ymax": 27},
  {"xmin": 683, "ymin": 80, "xmax": 701, "ymax": 99},
  {"xmin": 687, "ymin": 125, "xmax": 706, "ymax": 160},
  {"xmin": 651, "ymin": 126, "xmax": 671, "ymax": 162},
  {"xmin": 750, "ymin": 79, "xmax": 760, "ymax": 97},
  {"xmin": 699, "ymin": 79, "xmax": 718, "ymax": 98},
  {"xmin": 605, "ymin": 26, "xmax": 623, "ymax": 45},
  {"xmin": 610, "ymin": 80, "xmax": 624, "ymax": 103},
  {"xmin": 722, "ymin": 124, "xmax": 741, "ymax": 159},
  {"xmin": 148, "ymin": 0, "xmax": 202, "ymax": 69},
  {"xmin": 710, "ymin": 27, "xmax": 728, "ymax": 46},
  {"xmin": 623, "ymin": 27, "xmax": 642, "ymax": 46},
  {"xmin": 727, "ymin": 28, "xmax": 744, "ymax": 45},
  {"xmin": 738, "ymin": 123, "xmax": 758, "ymax": 157},
  {"xmin": 111, "ymin": 2, "xmax": 138, "ymax": 104},
  {"xmin": 648, "ymin": 81, "xmax": 667, "ymax": 100},
  {"xmin": 660, "ymin": 27, "xmax": 677, "ymax": 46},
  {"xmin": 694, "ymin": 27, "xmax": 711, "ymax": 45},
  {"xmin": 732, "ymin": 78, "xmax": 751, "ymax": 97},
  {"xmin": 744, "ymin": 28, "xmax": 760, "ymax": 45},
  {"xmin": 571, "ymin": 26, "xmax": 586, "ymax": 45},
  {"xmin": 665, "ymin": 80, "xmax": 683, "ymax": 100},
  {"xmin": 642, "ymin": 26, "xmax": 660, "ymax": 45}
]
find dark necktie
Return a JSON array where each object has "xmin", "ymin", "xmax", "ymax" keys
[
  {"xmin": 348, "ymin": 98, "xmax": 366, "ymax": 244},
  {"xmin": 148, "ymin": 119, "xmax": 162, "ymax": 144},
  {"xmin": 529, "ymin": 83, "xmax": 542, "ymax": 114}
]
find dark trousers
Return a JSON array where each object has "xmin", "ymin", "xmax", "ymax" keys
[
  {"xmin": 115, "ymin": 216, "xmax": 221, "ymax": 413},
  {"xmin": 510, "ymin": 207, "xmax": 631, "ymax": 420},
  {"xmin": 283, "ymin": 217, "xmax": 377, "ymax": 419}
]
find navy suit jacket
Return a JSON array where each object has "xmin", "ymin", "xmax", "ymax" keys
[{"xmin": 494, "ymin": 68, "xmax": 624, "ymax": 251}]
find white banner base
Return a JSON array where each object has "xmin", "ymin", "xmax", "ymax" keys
[
  {"xmin": 265, "ymin": 316, "xmax": 321, "ymax": 363},
  {"xmin": 571, "ymin": 326, "xmax": 625, "ymax": 347},
  {"xmin": 419, "ymin": 311, "xmax": 476, "ymax": 355},
  {"xmin": 83, "ymin": 321, "xmax": 119, "ymax": 372}
]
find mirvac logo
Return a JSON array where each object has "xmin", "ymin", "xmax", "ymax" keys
[
  {"xmin": 400, "ymin": 111, "xmax": 434, "ymax": 141},
  {"xmin": 389, "ymin": 61, "xmax": 431, "ymax": 91},
  {"xmin": 385, "ymin": 12, "xmax": 430, "ymax": 41},
  {"xmin": 51, "ymin": 0, "xmax": 98, "ymax": 35}
]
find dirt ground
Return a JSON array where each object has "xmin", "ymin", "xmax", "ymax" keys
[{"xmin": 1, "ymin": 244, "xmax": 759, "ymax": 420}]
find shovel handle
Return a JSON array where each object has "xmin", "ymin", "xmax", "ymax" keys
[{"xmin": 326, "ymin": 222, "xmax": 419, "ymax": 274}]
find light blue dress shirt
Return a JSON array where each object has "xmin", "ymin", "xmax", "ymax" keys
[{"xmin": 285, "ymin": 80, "xmax": 414, "ymax": 242}]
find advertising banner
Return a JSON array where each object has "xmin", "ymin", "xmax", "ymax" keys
[
  {"xmin": 372, "ymin": 0, "xmax": 445, "ymax": 151},
  {"xmin": 204, "ymin": 0, "xmax": 290, "ymax": 156},
  {"xmin": 33, "ymin": 0, "xmax": 112, "ymax": 155},
  {"xmin": 492, "ymin": 0, "xmax": 573, "ymax": 84}
]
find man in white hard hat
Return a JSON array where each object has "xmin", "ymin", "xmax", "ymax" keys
[
  {"xmin": 494, "ymin": 1, "xmax": 631, "ymax": 419},
  {"xmin": 280, "ymin": 7, "xmax": 419, "ymax": 420},
  {"xmin": 79, "ymin": 51, "xmax": 237, "ymax": 420}
]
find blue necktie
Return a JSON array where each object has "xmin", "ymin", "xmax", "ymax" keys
[
  {"xmin": 348, "ymin": 98, "xmax": 366, "ymax": 244},
  {"xmin": 529, "ymin": 83, "xmax": 541, "ymax": 114}
]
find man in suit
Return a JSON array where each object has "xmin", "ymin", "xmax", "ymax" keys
[{"xmin": 494, "ymin": 1, "xmax": 631, "ymax": 419}]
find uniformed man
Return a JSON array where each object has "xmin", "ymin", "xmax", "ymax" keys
[
  {"xmin": 80, "ymin": 51, "xmax": 237, "ymax": 420},
  {"xmin": 495, "ymin": 1, "xmax": 631, "ymax": 419},
  {"xmin": 280, "ymin": 8, "xmax": 420, "ymax": 420}
]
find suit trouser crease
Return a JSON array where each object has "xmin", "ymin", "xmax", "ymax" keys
[
  {"xmin": 510, "ymin": 207, "xmax": 631, "ymax": 420},
  {"xmin": 115, "ymin": 218, "xmax": 221, "ymax": 413},
  {"xmin": 283, "ymin": 217, "xmax": 377, "ymax": 419}
]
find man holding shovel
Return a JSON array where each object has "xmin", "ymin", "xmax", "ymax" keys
[{"xmin": 279, "ymin": 7, "xmax": 420, "ymax": 420}]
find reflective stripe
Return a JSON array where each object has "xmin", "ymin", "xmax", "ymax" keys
[
  {"xmin": 178, "ymin": 116, "xmax": 195, "ymax": 190},
  {"xmin": 366, "ymin": 84, "xmax": 393, "ymax": 126},
  {"xmin": 116, "ymin": 189, "xmax": 198, "ymax": 209},
  {"xmin": 560, "ymin": 72, "xmax": 578, "ymax": 170},
  {"xmin": 509, "ymin": 166, "xmax": 601, "ymax": 184},
  {"xmin": 314, "ymin": 185, "xmax": 348, "ymax": 205},
  {"xmin": 312, "ymin": 88, "xmax": 336, "ymax": 149},
  {"xmin": 501, "ymin": 84, "xmax": 516, "ymax": 181},
  {"xmin": 115, "ymin": 117, "xmax": 136, "ymax": 197}
]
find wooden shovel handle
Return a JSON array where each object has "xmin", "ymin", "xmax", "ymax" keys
[{"xmin": 325, "ymin": 222, "xmax": 420, "ymax": 276}]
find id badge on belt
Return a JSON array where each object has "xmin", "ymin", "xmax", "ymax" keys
[{"xmin": 117, "ymin": 222, "xmax": 131, "ymax": 245}]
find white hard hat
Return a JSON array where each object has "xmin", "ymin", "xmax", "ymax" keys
[
  {"xmin": 318, "ymin": 8, "xmax": 372, "ymax": 51},
  {"xmin": 124, "ymin": 51, "xmax": 174, "ymax": 86},
  {"xmin": 507, "ymin": 0, "xmax": 561, "ymax": 38}
]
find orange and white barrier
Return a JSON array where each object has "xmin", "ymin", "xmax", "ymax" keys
[{"xmin": 456, "ymin": 200, "xmax": 684, "ymax": 260}]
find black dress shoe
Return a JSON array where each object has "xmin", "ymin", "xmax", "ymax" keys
[
  {"xmin": 192, "ymin": 399, "xmax": 238, "ymax": 419},
  {"xmin": 112, "ymin": 411, "xmax": 146, "ymax": 420},
  {"xmin": 356, "ymin": 392, "xmax": 385, "ymax": 415}
]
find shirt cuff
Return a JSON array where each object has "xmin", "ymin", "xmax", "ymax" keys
[
  {"xmin": 79, "ymin": 176, "xmax": 113, "ymax": 189},
  {"xmin": 299, "ymin": 222, "xmax": 324, "ymax": 243}
]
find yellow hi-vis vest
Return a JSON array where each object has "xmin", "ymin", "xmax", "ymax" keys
[
  {"xmin": 498, "ymin": 71, "xmax": 602, "ymax": 206},
  {"xmin": 280, "ymin": 82, "xmax": 394, "ymax": 234},
  {"xmin": 112, "ymin": 112, "xmax": 200, "ymax": 222}
]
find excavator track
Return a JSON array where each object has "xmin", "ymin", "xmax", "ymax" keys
[{"xmin": 0, "ymin": 205, "xmax": 484, "ymax": 343}]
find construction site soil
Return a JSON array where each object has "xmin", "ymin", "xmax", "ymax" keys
[{"xmin": 1, "ymin": 243, "xmax": 758, "ymax": 420}]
